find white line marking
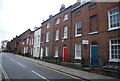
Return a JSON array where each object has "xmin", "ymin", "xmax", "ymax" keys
[
  {"xmin": 10, "ymin": 58, "xmax": 15, "ymax": 62},
  {"xmin": 16, "ymin": 62, "xmax": 26, "ymax": 68},
  {"xmin": 31, "ymin": 70, "xmax": 49, "ymax": 81}
]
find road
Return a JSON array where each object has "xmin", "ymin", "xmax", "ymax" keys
[{"xmin": 1, "ymin": 52, "xmax": 84, "ymax": 81}]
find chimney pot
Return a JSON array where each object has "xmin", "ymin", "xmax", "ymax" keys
[
  {"xmin": 49, "ymin": 14, "xmax": 52, "ymax": 18},
  {"xmin": 60, "ymin": 4, "xmax": 65, "ymax": 11}
]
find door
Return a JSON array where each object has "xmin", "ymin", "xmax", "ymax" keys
[
  {"xmin": 37, "ymin": 47, "xmax": 40, "ymax": 58},
  {"xmin": 63, "ymin": 47, "xmax": 67, "ymax": 62},
  {"xmin": 40, "ymin": 47, "xmax": 43, "ymax": 59},
  {"xmin": 91, "ymin": 45, "xmax": 98, "ymax": 66}
]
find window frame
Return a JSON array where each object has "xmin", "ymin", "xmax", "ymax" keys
[
  {"xmin": 55, "ymin": 29, "xmax": 59, "ymax": 41},
  {"xmin": 75, "ymin": 43, "xmax": 82, "ymax": 59},
  {"xmin": 75, "ymin": 21, "xmax": 82, "ymax": 37},
  {"xmin": 46, "ymin": 32, "xmax": 50, "ymax": 42},
  {"xmin": 54, "ymin": 46, "xmax": 59, "ymax": 57},
  {"xmin": 45, "ymin": 46, "xmax": 49, "ymax": 57},
  {"xmin": 63, "ymin": 26, "xmax": 68, "ymax": 39},
  {"xmin": 27, "ymin": 38, "xmax": 29, "ymax": 44},
  {"xmin": 108, "ymin": 7, "xmax": 120, "ymax": 31},
  {"xmin": 63, "ymin": 13, "xmax": 68, "ymax": 21},
  {"xmin": 55, "ymin": 18, "xmax": 60, "ymax": 25},
  {"xmin": 89, "ymin": 15, "xmax": 98, "ymax": 34},
  {"xmin": 109, "ymin": 38, "xmax": 120, "ymax": 62},
  {"xmin": 47, "ymin": 22, "xmax": 50, "ymax": 29}
]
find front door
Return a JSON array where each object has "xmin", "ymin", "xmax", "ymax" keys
[
  {"xmin": 63, "ymin": 47, "xmax": 67, "ymax": 62},
  {"xmin": 91, "ymin": 45, "xmax": 99, "ymax": 66},
  {"xmin": 40, "ymin": 47, "xmax": 43, "ymax": 59}
]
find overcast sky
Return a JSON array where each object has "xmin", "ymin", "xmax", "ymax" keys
[{"xmin": 0, "ymin": 0, "xmax": 76, "ymax": 45}]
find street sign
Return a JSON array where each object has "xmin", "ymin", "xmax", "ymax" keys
[{"xmin": 82, "ymin": 40, "xmax": 89, "ymax": 45}]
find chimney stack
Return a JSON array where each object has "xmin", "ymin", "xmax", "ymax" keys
[
  {"xmin": 34, "ymin": 27, "xmax": 39, "ymax": 31},
  {"xmin": 60, "ymin": 4, "xmax": 65, "ymax": 11},
  {"xmin": 49, "ymin": 14, "xmax": 52, "ymax": 18}
]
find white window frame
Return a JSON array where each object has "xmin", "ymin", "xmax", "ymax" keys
[
  {"xmin": 32, "ymin": 38, "xmax": 34, "ymax": 45},
  {"xmin": 54, "ymin": 46, "xmax": 58, "ymax": 57},
  {"xmin": 55, "ymin": 18, "xmax": 60, "ymax": 25},
  {"xmin": 75, "ymin": 43, "xmax": 82, "ymax": 59},
  {"xmin": 108, "ymin": 7, "xmax": 120, "ymax": 31},
  {"xmin": 75, "ymin": 21, "xmax": 82, "ymax": 37},
  {"xmin": 38, "ymin": 35, "xmax": 40, "ymax": 43},
  {"xmin": 109, "ymin": 38, "xmax": 120, "ymax": 62},
  {"xmin": 55, "ymin": 29, "xmax": 59, "ymax": 41},
  {"xmin": 29, "ymin": 39, "xmax": 31, "ymax": 45},
  {"xmin": 27, "ymin": 38, "xmax": 29, "ymax": 44},
  {"xmin": 63, "ymin": 13, "xmax": 68, "ymax": 21},
  {"xmin": 46, "ymin": 32, "xmax": 50, "ymax": 42},
  {"xmin": 47, "ymin": 22, "xmax": 50, "ymax": 29},
  {"xmin": 45, "ymin": 46, "xmax": 49, "ymax": 57},
  {"xmin": 63, "ymin": 26, "xmax": 68, "ymax": 39}
]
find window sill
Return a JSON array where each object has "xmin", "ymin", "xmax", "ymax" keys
[
  {"xmin": 63, "ymin": 37, "xmax": 67, "ymax": 40},
  {"xmin": 75, "ymin": 34, "xmax": 82, "ymax": 37},
  {"xmin": 41, "ymin": 42, "xmax": 44, "ymax": 44},
  {"xmin": 55, "ymin": 23, "xmax": 60, "ymax": 25},
  {"xmin": 74, "ymin": 57, "xmax": 81, "ymax": 60},
  {"xmin": 63, "ymin": 19, "xmax": 68, "ymax": 21},
  {"xmin": 109, "ymin": 59, "xmax": 120, "ymax": 62},
  {"xmin": 54, "ymin": 56, "xmax": 58, "ymax": 58},
  {"xmin": 55, "ymin": 39, "xmax": 59, "ymax": 41},
  {"xmin": 108, "ymin": 27, "xmax": 120, "ymax": 31},
  {"xmin": 89, "ymin": 31, "xmax": 98, "ymax": 35}
]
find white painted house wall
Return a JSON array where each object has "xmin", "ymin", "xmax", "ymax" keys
[{"xmin": 33, "ymin": 28, "xmax": 41, "ymax": 58}]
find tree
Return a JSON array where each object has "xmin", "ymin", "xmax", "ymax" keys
[{"xmin": 1, "ymin": 40, "xmax": 9, "ymax": 51}]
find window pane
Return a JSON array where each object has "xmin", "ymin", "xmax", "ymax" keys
[
  {"xmin": 75, "ymin": 21, "xmax": 82, "ymax": 36},
  {"xmin": 56, "ymin": 29, "xmax": 59, "ymax": 40},
  {"xmin": 77, "ymin": 28, "xmax": 81, "ymax": 34},
  {"xmin": 109, "ymin": 8, "xmax": 120, "ymax": 29},
  {"xmin": 75, "ymin": 43, "xmax": 81, "ymax": 58},
  {"xmin": 64, "ymin": 26, "xmax": 68, "ymax": 38},
  {"xmin": 110, "ymin": 39, "xmax": 120, "ymax": 60}
]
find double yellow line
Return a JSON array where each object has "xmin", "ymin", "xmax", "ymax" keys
[
  {"xmin": 0, "ymin": 65, "xmax": 10, "ymax": 81},
  {"xmin": 44, "ymin": 66, "xmax": 86, "ymax": 81}
]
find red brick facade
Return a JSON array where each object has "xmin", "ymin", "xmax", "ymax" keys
[
  {"xmin": 70, "ymin": 2, "xmax": 120, "ymax": 66},
  {"xmin": 7, "ymin": 1, "xmax": 120, "ymax": 67},
  {"xmin": 41, "ymin": 5, "xmax": 72, "ymax": 61},
  {"xmin": 41, "ymin": 2, "xmax": 120, "ymax": 66},
  {"xmin": 16, "ymin": 29, "xmax": 31, "ymax": 55}
]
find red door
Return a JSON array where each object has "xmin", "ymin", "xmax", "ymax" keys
[{"xmin": 63, "ymin": 47, "xmax": 67, "ymax": 62}]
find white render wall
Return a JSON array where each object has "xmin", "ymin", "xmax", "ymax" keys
[{"xmin": 33, "ymin": 28, "xmax": 41, "ymax": 58}]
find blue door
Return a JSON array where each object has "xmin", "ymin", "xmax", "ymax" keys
[{"xmin": 91, "ymin": 46, "xmax": 99, "ymax": 66}]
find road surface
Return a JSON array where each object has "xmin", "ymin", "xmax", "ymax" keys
[{"xmin": 1, "ymin": 52, "xmax": 85, "ymax": 81}]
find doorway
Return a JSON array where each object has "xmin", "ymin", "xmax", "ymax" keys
[
  {"xmin": 90, "ymin": 42, "xmax": 99, "ymax": 66},
  {"xmin": 63, "ymin": 47, "xmax": 67, "ymax": 62}
]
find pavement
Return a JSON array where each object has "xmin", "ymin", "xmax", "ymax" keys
[{"xmin": 14, "ymin": 53, "xmax": 120, "ymax": 81}]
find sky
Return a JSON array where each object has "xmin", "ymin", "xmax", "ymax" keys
[{"xmin": 0, "ymin": 0, "xmax": 76, "ymax": 46}]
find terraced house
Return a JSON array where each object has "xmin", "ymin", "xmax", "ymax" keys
[
  {"xmin": 41, "ymin": 4, "xmax": 73, "ymax": 62},
  {"xmin": 7, "ymin": 0, "xmax": 120, "ymax": 68},
  {"xmin": 70, "ymin": 1, "xmax": 120, "ymax": 67},
  {"xmin": 41, "ymin": 0, "xmax": 120, "ymax": 67},
  {"xmin": 33, "ymin": 27, "xmax": 41, "ymax": 58}
]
